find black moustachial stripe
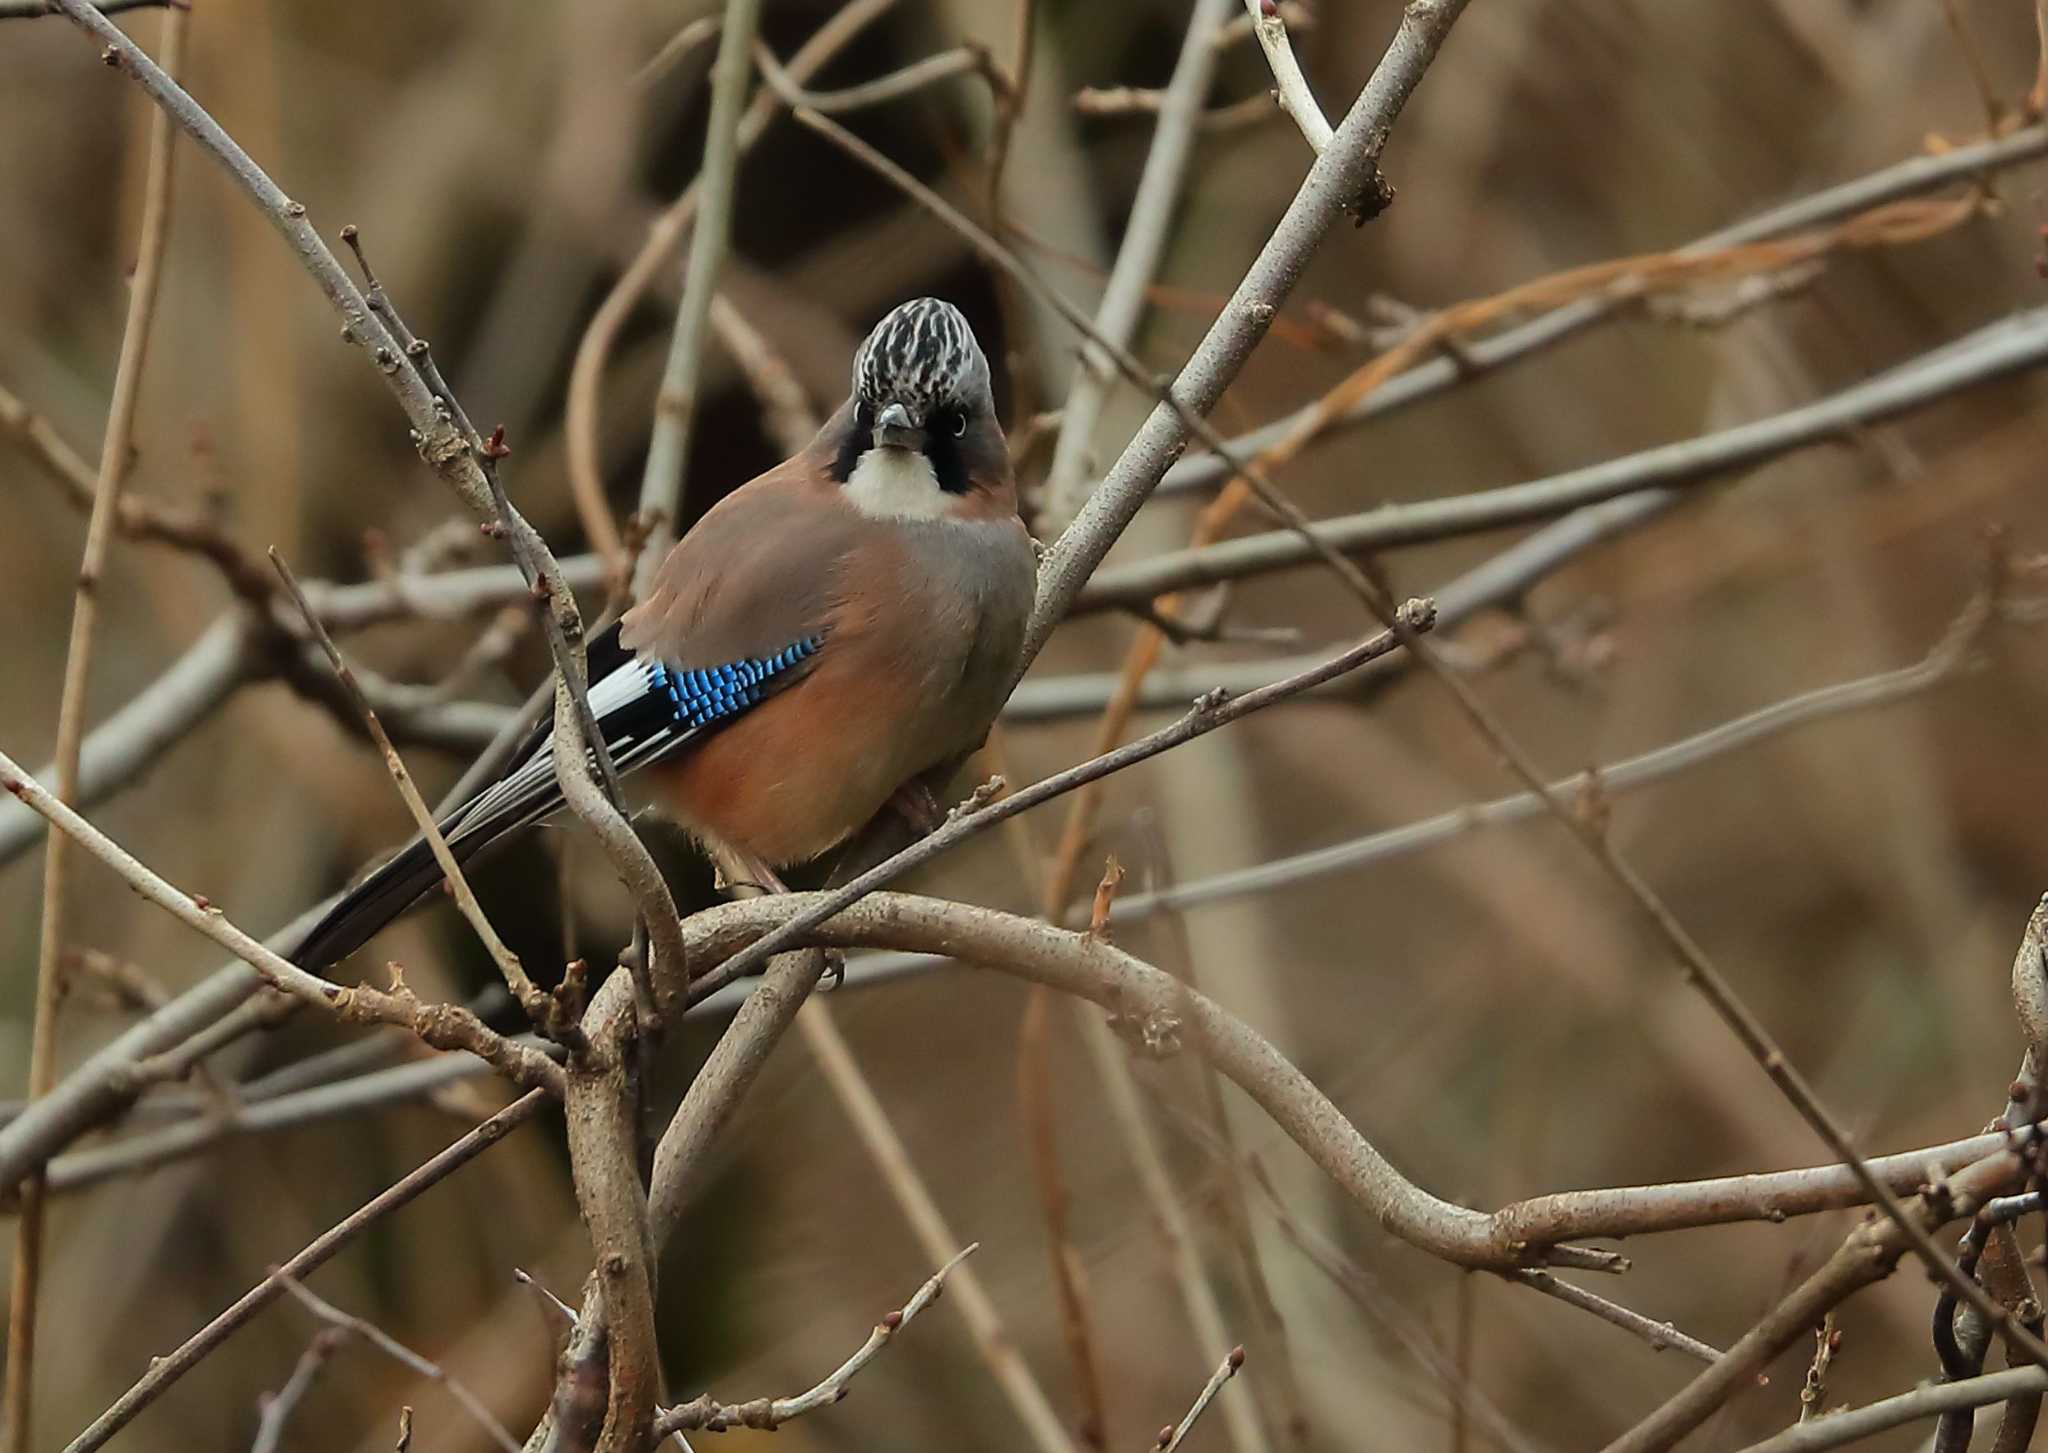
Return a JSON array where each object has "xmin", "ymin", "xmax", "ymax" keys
[
  {"xmin": 923, "ymin": 410, "xmax": 970, "ymax": 495},
  {"xmin": 831, "ymin": 405, "xmax": 873, "ymax": 484}
]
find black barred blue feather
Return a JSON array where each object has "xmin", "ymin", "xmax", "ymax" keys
[{"xmin": 290, "ymin": 622, "xmax": 822, "ymax": 969}]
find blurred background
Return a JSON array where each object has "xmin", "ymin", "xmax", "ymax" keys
[{"xmin": 6, "ymin": 1, "xmax": 2048, "ymax": 1449}]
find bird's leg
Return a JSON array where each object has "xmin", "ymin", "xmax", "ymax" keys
[
  {"xmin": 885, "ymin": 779, "xmax": 946, "ymax": 837},
  {"xmin": 717, "ymin": 846, "xmax": 847, "ymax": 989}
]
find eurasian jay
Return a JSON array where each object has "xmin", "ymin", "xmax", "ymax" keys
[{"xmin": 293, "ymin": 298, "xmax": 1034, "ymax": 970}]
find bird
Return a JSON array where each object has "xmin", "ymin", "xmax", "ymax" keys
[{"xmin": 293, "ymin": 297, "xmax": 1035, "ymax": 971}]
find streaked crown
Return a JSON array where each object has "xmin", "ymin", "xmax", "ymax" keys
[{"xmin": 852, "ymin": 298, "xmax": 993, "ymax": 418}]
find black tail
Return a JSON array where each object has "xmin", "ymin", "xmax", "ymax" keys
[
  {"xmin": 291, "ymin": 832, "xmax": 489, "ymax": 970},
  {"xmin": 290, "ymin": 621, "xmax": 708, "ymax": 971}
]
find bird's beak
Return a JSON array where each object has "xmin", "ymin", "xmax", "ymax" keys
[{"xmin": 873, "ymin": 400, "xmax": 925, "ymax": 451}]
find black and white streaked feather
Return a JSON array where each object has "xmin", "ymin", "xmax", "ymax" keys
[
  {"xmin": 851, "ymin": 297, "xmax": 994, "ymax": 418},
  {"xmin": 290, "ymin": 623, "xmax": 820, "ymax": 970}
]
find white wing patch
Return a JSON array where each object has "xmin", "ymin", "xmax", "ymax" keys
[{"xmin": 844, "ymin": 446, "xmax": 950, "ymax": 521}]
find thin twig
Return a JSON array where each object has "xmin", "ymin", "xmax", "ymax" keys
[
  {"xmin": 707, "ymin": 292, "xmax": 821, "ymax": 456},
  {"xmin": 1085, "ymin": 301, "xmax": 2048, "ymax": 611},
  {"xmin": 270, "ymin": 1270, "xmax": 521, "ymax": 1453},
  {"xmin": 1079, "ymin": 1002, "xmax": 1268, "ymax": 1453},
  {"xmin": 0, "ymin": 747, "xmax": 564, "ymax": 1093},
  {"xmin": 6, "ymin": 12, "xmax": 185, "ymax": 1447},
  {"xmin": 1137, "ymin": 826, "xmax": 1311, "ymax": 1448},
  {"xmin": 1796, "ymin": 1314, "xmax": 1839, "ymax": 1423},
  {"xmin": 798, "ymin": 996, "xmax": 1079, "ymax": 1453},
  {"xmin": 1156, "ymin": 1348, "xmax": 1246, "ymax": 1453},
  {"xmin": 1245, "ymin": 1156, "xmax": 1549, "ymax": 1453},
  {"xmin": 654, "ymin": 1245, "xmax": 980, "ymax": 1436},
  {"xmin": 634, "ymin": 12, "xmax": 721, "ymax": 89},
  {"xmin": 249, "ymin": 1329, "xmax": 343, "ymax": 1453},
  {"xmin": 1507, "ymin": 1271, "xmax": 1723, "ymax": 1366},
  {"xmin": 1240, "ymin": 0, "xmax": 1330, "ymax": 153},
  {"xmin": 704, "ymin": 843, "xmax": 1076, "ymax": 1453},
  {"xmin": 668, "ymin": 891, "xmax": 1625, "ymax": 1273},
  {"xmin": 1155, "ymin": 123, "xmax": 2048, "ymax": 500},
  {"xmin": 1, "ymin": 379, "xmax": 271, "ymax": 600},
  {"xmin": 1098, "ymin": 581, "xmax": 2012, "ymax": 924},
  {"xmin": 268, "ymin": 549, "xmax": 553, "ymax": 1030},
  {"xmin": 757, "ymin": 42, "xmax": 994, "ymax": 113},
  {"xmin": 1073, "ymin": 88, "xmax": 1277, "ymax": 134},
  {"xmin": 62, "ymin": 1092, "xmax": 545, "ymax": 1453},
  {"xmin": 1600, "ymin": 1116, "xmax": 2036, "ymax": 1453}
]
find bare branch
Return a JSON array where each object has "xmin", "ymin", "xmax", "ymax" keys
[
  {"xmin": 633, "ymin": 0, "xmax": 765, "ymax": 596},
  {"xmin": 1240, "ymin": 0, "xmax": 1329, "ymax": 153},
  {"xmin": 564, "ymin": 0, "xmax": 897, "ymax": 561},
  {"xmin": 249, "ymin": 1329, "xmax": 344, "ymax": 1453},
  {"xmin": 271, "ymin": 1270, "xmax": 520, "ymax": 1453},
  {"xmin": 44, "ymin": 1050, "xmax": 548, "ymax": 1192},
  {"xmin": 1023, "ymin": 0, "xmax": 1471, "ymax": 662},
  {"xmin": 1072, "ymin": 88, "xmax": 1277, "ymax": 134},
  {"xmin": 63, "ymin": 1092, "xmax": 545, "ymax": 1453},
  {"xmin": 1040, "ymin": 0, "xmax": 1235, "ymax": 526},
  {"xmin": 1601, "ymin": 1149, "xmax": 2028, "ymax": 1453},
  {"xmin": 1157, "ymin": 123, "xmax": 2048, "ymax": 499},
  {"xmin": 668, "ymin": 891, "xmax": 1621, "ymax": 1271},
  {"xmin": 1733, "ymin": 1367, "xmax": 2048, "ymax": 1453},
  {"xmin": 1080, "ymin": 305, "xmax": 2048, "ymax": 613},
  {"xmin": 0, "ymin": 761, "xmax": 339, "ymax": 1015},
  {"xmin": 1156, "ymin": 1348, "xmax": 1246, "ymax": 1453},
  {"xmin": 795, "ymin": 999, "xmax": 1079, "ymax": 1453},
  {"xmin": 707, "ymin": 292, "xmax": 821, "ymax": 457},
  {"xmin": 1506, "ymin": 1270, "xmax": 1723, "ymax": 1366},
  {"xmin": 0, "ymin": 746, "xmax": 565, "ymax": 1096},
  {"xmin": 756, "ymin": 42, "xmax": 996, "ymax": 114},
  {"xmin": 268, "ymin": 550, "xmax": 553, "ymax": 1031},
  {"xmin": 7, "ymin": 11, "xmax": 186, "ymax": 1440},
  {"xmin": 655, "ymin": 1245, "xmax": 980, "ymax": 1436}
]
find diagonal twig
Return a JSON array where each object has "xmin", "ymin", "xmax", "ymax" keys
[
  {"xmin": 270, "ymin": 1269, "xmax": 521, "ymax": 1453},
  {"xmin": 654, "ymin": 1245, "xmax": 980, "ymax": 1436},
  {"xmin": 268, "ymin": 549, "xmax": 556, "ymax": 1028}
]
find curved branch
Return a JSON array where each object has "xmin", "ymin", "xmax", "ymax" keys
[{"xmin": 658, "ymin": 892, "xmax": 1609, "ymax": 1272}]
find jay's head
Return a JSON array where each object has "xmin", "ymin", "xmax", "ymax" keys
[{"xmin": 829, "ymin": 298, "xmax": 1012, "ymax": 517}]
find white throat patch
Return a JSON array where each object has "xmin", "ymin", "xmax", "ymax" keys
[{"xmin": 844, "ymin": 446, "xmax": 951, "ymax": 521}]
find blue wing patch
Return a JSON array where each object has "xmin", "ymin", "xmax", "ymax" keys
[{"xmin": 646, "ymin": 636, "xmax": 823, "ymax": 728}]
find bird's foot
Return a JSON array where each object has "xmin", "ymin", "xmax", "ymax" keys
[{"xmin": 887, "ymin": 781, "xmax": 946, "ymax": 836}]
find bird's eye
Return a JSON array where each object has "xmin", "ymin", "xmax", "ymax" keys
[{"xmin": 945, "ymin": 409, "xmax": 968, "ymax": 438}]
